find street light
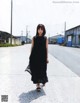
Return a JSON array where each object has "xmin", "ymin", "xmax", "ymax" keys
[{"xmin": 10, "ymin": 0, "xmax": 13, "ymax": 44}]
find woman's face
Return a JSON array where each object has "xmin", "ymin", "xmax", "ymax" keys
[{"xmin": 38, "ymin": 28, "xmax": 43, "ymax": 36}]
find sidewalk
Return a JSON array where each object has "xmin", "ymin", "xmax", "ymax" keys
[{"xmin": 0, "ymin": 44, "xmax": 80, "ymax": 103}]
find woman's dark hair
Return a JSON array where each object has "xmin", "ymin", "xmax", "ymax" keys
[{"xmin": 36, "ymin": 24, "xmax": 46, "ymax": 36}]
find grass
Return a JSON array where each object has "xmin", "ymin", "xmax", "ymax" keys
[{"xmin": 0, "ymin": 43, "xmax": 21, "ymax": 47}]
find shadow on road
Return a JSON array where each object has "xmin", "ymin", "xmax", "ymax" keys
[{"xmin": 19, "ymin": 88, "xmax": 46, "ymax": 103}]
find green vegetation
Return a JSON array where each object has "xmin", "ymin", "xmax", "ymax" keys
[{"xmin": 0, "ymin": 43, "xmax": 21, "ymax": 47}]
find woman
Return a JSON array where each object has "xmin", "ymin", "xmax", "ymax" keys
[{"xmin": 30, "ymin": 24, "xmax": 49, "ymax": 92}]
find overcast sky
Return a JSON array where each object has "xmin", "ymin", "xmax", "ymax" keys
[{"xmin": 0, "ymin": 0, "xmax": 80, "ymax": 38}]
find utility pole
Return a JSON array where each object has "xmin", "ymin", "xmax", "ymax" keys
[
  {"xmin": 10, "ymin": 0, "xmax": 13, "ymax": 44},
  {"xmin": 64, "ymin": 21, "xmax": 66, "ymax": 44},
  {"xmin": 21, "ymin": 31, "xmax": 23, "ymax": 42},
  {"xmin": 64, "ymin": 21, "xmax": 66, "ymax": 36},
  {"xmin": 26, "ymin": 25, "xmax": 28, "ymax": 43},
  {"xmin": 26, "ymin": 25, "xmax": 30, "ymax": 43}
]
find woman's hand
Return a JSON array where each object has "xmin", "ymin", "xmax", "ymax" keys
[{"xmin": 46, "ymin": 58, "xmax": 49, "ymax": 63}]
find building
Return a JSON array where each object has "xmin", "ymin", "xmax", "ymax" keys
[
  {"xmin": 0, "ymin": 31, "xmax": 32, "ymax": 45},
  {"xmin": 0, "ymin": 31, "xmax": 21, "ymax": 45},
  {"xmin": 0, "ymin": 31, "xmax": 11, "ymax": 44},
  {"xmin": 65, "ymin": 25, "xmax": 80, "ymax": 47},
  {"xmin": 48, "ymin": 34, "xmax": 64, "ymax": 44},
  {"xmin": 20, "ymin": 36, "xmax": 31, "ymax": 44},
  {"xmin": 8, "ymin": 36, "xmax": 21, "ymax": 45}
]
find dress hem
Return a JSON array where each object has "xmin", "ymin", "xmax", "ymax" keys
[{"xmin": 31, "ymin": 78, "xmax": 48, "ymax": 84}]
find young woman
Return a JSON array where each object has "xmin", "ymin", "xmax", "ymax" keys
[{"xmin": 29, "ymin": 24, "xmax": 49, "ymax": 91}]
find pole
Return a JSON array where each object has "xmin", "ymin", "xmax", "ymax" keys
[
  {"xmin": 64, "ymin": 21, "xmax": 67, "ymax": 44},
  {"xmin": 64, "ymin": 21, "xmax": 66, "ymax": 36},
  {"xmin": 26, "ymin": 25, "xmax": 28, "ymax": 43},
  {"xmin": 21, "ymin": 31, "xmax": 23, "ymax": 42},
  {"xmin": 10, "ymin": 0, "xmax": 13, "ymax": 44}
]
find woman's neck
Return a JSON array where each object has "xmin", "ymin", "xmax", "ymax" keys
[
  {"xmin": 38, "ymin": 35, "xmax": 42, "ymax": 36},
  {"xmin": 38, "ymin": 34, "xmax": 43, "ymax": 36}
]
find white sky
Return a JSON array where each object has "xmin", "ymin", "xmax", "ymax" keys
[{"xmin": 0, "ymin": 0, "xmax": 80, "ymax": 38}]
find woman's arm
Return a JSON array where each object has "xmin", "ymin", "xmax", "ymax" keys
[
  {"xmin": 46, "ymin": 37, "xmax": 48, "ymax": 58},
  {"xmin": 30, "ymin": 37, "xmax": 34, "ymax": 54},
  {"xmin": 46, "ymin": 37, "xmax": 49, "ymax": 63}
]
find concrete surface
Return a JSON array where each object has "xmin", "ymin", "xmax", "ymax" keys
[{"xmin": 0, "ymin": 44, "xmax": 80, "ymax": 103}]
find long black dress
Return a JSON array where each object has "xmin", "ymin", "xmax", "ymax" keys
[{"xmin": 29, "ymin": 35, "xmax": 48, "ymax": 84}]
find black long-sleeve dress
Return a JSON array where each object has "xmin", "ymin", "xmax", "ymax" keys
[{"xmin": 29, "ymin": 35, "xmax": 48, "ymax": 84}]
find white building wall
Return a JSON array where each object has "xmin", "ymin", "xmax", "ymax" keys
[{"xmin": 8, "ymin": 38, "xmax": 21, "ymax": 45}]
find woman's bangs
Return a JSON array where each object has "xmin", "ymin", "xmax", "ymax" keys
[{"xmin": 38, "ymin": 25, "xmax": 44, "ymax": 30}]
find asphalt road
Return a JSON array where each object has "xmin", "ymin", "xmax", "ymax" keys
[{"xmin": 49, "ymin": 44, "xmax": 80, "ymax": 76}]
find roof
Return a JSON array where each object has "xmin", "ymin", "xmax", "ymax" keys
[
  {"xmin": 13, "ymin": 36, "xmax": 21, "ymax": 39},
  {"xmin": 66, "ymin": 25, "xmax": 80, "ymax": 32},
  {"xmin": 49, "ymin": 34, "xmax": 64, "ymax": 38},
  {"xmin": 0, "ymin": 31, "xmax": 14, "ymax": 37}
]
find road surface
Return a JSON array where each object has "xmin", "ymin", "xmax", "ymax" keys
[
  {"xmin": 49, "ymin": 44, "xmax": 80, "ymax": 76},
  {"xmin": 0, "ymin": 44, "xmax": 80, "ymax": 103}
]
